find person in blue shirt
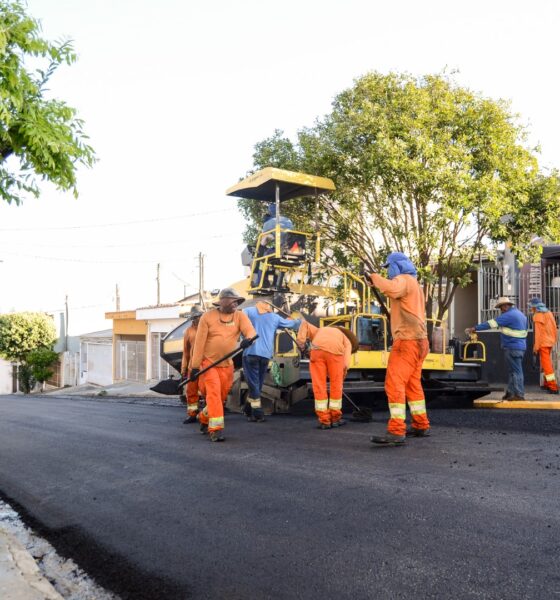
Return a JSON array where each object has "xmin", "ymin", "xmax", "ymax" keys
[
  {"xmin": 467, "ymin": 296, "xmax": 528, "ymax": 401},
  {"xmin": 242, "ymin": 301, "xmax": 300, "ymax": 421}
]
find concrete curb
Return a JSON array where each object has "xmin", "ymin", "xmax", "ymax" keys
[
  {"xmin": 0, "ymin": 529, "xmax": 63, "ymax": 600},
  {"xmin": 474, "ymin": 399, "xmax": 560, "ymax": 410}
]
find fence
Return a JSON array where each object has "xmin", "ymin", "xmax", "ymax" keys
[{"xmin": 479, "ymin": 263, "xmax": 560, "ymax": 328}]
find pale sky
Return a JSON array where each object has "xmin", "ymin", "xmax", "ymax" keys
[{"xmin": 0, "ymin": 0, "xmax": 558, "ymax": 334}]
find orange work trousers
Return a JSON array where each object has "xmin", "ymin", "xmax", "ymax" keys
[
  {"xmin": 197, "ymin": 360, "xmax": 233, "ymax": 432},
  {"xmin": 185, "ymin": 373, "xmax": 200, "ymax": 417},
  {"xmin": 309, "ymin": 349, "xmax": 345, "ymax": 425},
  {"xmin": 538, "ymin": 347, "xmax": 558, "ymax": 391},
  {"xmin": 385, "ymin": 339, "xmax": 430, "ymax": 436}
]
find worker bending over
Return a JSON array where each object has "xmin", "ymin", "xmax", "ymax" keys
[
  {"xmin": 190, "ymin": 288, "xmax": 256, "ymax": 442},
  {"xmin": 367, "ymin": 252, "xmax": 430, "ymax": 445},
  {"xmin": 242, "ymin": 301, "xmax": 300, "ymax": 422},
  {"xmin": 297, "ymin": 321, "xmax": 357, "ymax": 429},
  {"xmin": 180, "ymin": 305, "xmax": 205, "ymax": 423},
  {"xmin": 530, "ymin": 298, "xmax": 558, "ymax": 394}
]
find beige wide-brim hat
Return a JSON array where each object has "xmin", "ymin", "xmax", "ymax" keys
[
  {"xmin": 495, "ymin": 296, "xmax": 514, "ymax": 308},
  {"xmin": 212, "ymin": 287, "xmax": 246, "ymax": 307}
]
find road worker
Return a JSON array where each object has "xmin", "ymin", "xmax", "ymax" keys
[
  {"xmin": 180, "ymin": 305, "xmax": 205, "ymax": 424},
  {"xmin": 296, "ymin": 321, "xmax": 358, "ymax": 429},
  {"xmin": 530, "ymin": 298, "xmax": 558, "ymax": 394},
  {"xmin": 467, "ymin": 296, "xmax": 528, "ymax": 401},
  {"xmin": 367, "ymin": 252, "xmax": 430, "ymax": 445},
  {"xmin": 189, "ymin": 288, "xmax": 256, "ymax": 442},
  {"xmin": 242, "ymin": 301, "xmax": 300, "ymax": 422}
]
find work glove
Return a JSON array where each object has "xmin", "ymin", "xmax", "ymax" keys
[
  {"xmin": 239, "ymin": 337, "xmax": 254, "ymax": 350},
  {"xmin": 189, "ymin": 368, "xmax": 200, "ymax": 381}
]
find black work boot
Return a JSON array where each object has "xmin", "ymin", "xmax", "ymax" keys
[
  {"xmin": 371, "ymin": 433, "xmax": 406, "ymax": 445},
  {"xmin": 250, "ymin": 408, "xmax": 266, "ymax": 423},
  {"xmin": 317, "ymin": 423, "xmax": 332, "ymax": 430},
  {"xmin": 199, "ymin": 423, "xmax": 208, "ymax": 435},
  {"xmin": 183, "ymin": 414, "xmax": 198, "ymax": 424},
  {"xmin": 406, "ymin": 427, "xmax": 430, "ymax": 437},
  {"xmin": 209, "ymin": 430, "xmax": 225, "ymax": 442},
  {"xmin": 331, "ymin": 419, "xmax": 347, "ymax": 428}
]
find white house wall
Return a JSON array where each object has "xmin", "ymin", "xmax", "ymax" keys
[{"xmin": 0, "ymin": 359, "xmax": 13, "ymax": 394}]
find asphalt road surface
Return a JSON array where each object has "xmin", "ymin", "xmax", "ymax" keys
[{"xmin": 0, "ymin": 395, "xmax": 559, "ymax": 600}]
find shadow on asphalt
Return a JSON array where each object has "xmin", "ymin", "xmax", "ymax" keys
[{"xmin": 0, "ymin": 490, "xmax": 190, "ymax": 600}]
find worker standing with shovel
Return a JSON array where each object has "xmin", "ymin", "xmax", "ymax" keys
[{"xmin": 189, "ymin": 288, "xmax": 257, "ymax": 442}]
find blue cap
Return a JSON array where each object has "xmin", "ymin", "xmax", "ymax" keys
[{"xmin": 529, "ymin": 297, "xmax": 542, "ymax": 307}]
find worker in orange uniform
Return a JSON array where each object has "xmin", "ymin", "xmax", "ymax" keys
[
  {"xmin": 190, "ymin": 288, "xmax": 256, "ymax": 442},
  {"xmin": 297, "ymin": 321, "xmax": 358, "ymax": 429},
  {"xmin": 180, "ymin": 305, "xmax": 205, "ymax": 424},
  {"xmin": 367, "ymin": 252, "xmax": 430, "ymax": 445},
  {"xmin": 530, "ymin": 298, "xmax": 558, "ymax": 394}
]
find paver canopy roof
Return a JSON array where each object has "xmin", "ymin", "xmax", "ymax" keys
[{"xmin": 226, "ymin": 167, "xmax": 335, "ymax": 202}]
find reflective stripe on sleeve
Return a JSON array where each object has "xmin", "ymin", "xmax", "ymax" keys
[
  {"xmin": 488, "ymin": 319, "xmax": 499, "ymax": 328},
  {"xmin": 500, "ymin": 327, "xmax": 527, "ymax": 338}
]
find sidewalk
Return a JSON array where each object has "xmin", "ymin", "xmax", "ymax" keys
[
  {"xmin": 0, "ymin": 529, "xmax": 62, "ymax": 600},
  {"xmin": 474, "ymin": 385, "xmax": 560, "ymax": 410}
]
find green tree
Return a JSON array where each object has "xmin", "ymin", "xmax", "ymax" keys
[
  {"xmin": 0, "ymin": 311, "xmax": 57, "ymax": 361},
  {"xmin": 27, "ymin": 347, "xmax": 58, "ymax": 390},
  {"xmin": 239, "ymin": 72, "xmax": 560, "ymax": 322},
  {"xmin": 0, "ymin": 0, "xmax": 95, "ymax": 205}
]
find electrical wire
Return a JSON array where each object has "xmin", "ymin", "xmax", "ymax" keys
[{"xmin": 0, "ymin": 207, "xmax": 238, "ymax": 232}]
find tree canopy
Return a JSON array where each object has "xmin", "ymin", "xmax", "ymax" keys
[
  {"xmin": 0, "ymin": 0, "xmax": 95, "ymax": 204},
  {"xmin": 238, "ymin": 72, "xmax": 560, "ymax": 320},
  {"xmin": 0, "ymin": 311, "xmax": 57, "ymax": 361}
]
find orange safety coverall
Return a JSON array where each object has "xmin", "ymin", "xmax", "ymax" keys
[
  {"xmin": 191, "ymin": 309, "xmax": 256, "ymax": 432},
  {"xmin": 181, "ymin": 324, "xmax": 200, "ymax": 417},
  {"xmin": 297, "ymin": 322, "xmax": 352, "ymax": 426},
  {"xmin": 533, "ymin": 311, "xmax": 558, "ymax": 392},
  {"xmin": 370, "ymin": 273, "xmax": 430, "ymax": 436}
]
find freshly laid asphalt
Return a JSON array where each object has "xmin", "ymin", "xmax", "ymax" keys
[{"xmin": 0, "ymin": 395, "xmax": 559, "ymax": 600}]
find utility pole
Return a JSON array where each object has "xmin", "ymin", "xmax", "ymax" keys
[
  {"xmin": 198, "ymin": 252, "xmax": 205, "ymax": 307},
  {"xmin": 156, "ymin": 263, "xmax": 161, "ymax": 306},
  {"xmin": 64, "ymin": 294, "xmax": 69, "ymax": 352},
  {"xmin": 115, "ymin": 284, "xmax": 120, "ymax": 311}
]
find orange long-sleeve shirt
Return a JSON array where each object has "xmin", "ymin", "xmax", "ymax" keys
[
  {"xmin": 297, "ymin": 321, "xmax": 352, "ymax": 368},
  {"xmin": 370, "ymin": 273, "xmax": 427, "ymax": 340},
  {"xmin": 190, "ymin": 308, "xmax": 256, "ymax": 369},
  {"xmin": 533, "ymin": 311, "xmax": 558, "ymax": 351},
  {"xmin": 180, "ymin": 324, "xmax": 197, "ymax": 375}
]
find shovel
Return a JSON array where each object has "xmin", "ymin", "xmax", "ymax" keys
[{"xmin": 178, "ymin": 335, "xmax": 259, "ymax": 389}]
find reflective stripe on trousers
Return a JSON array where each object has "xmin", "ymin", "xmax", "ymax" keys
[
  {"xmin": 186, "ymin": 375, "xmax": 199, "ymax": 416},
  {"xmin": 310, "ymin": 349, "xmax": 345, "ymax": 425},
  {"xmin": 385, "ymin": 339, "xmax": 430, "ymax": 436},
  {"xmin": 539, "ymin": 347, "xmax": 558, "ymax": 391},
  {"xmin": 248, "ymin": 397, "xmax": 262, "ymax": 409},
  {"xmin": 198, "ymin": 360, "xmax": 233, "ymax": 431}
]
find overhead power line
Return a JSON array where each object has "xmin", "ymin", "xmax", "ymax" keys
[{"xmin": 0, "ymin": 207, "xmax": 237, "ymax": 232}]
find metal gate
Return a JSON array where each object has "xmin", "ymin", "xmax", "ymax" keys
[{"xmin": 116, "ymin": 340, "xmax": 146, "ymax": 382}]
